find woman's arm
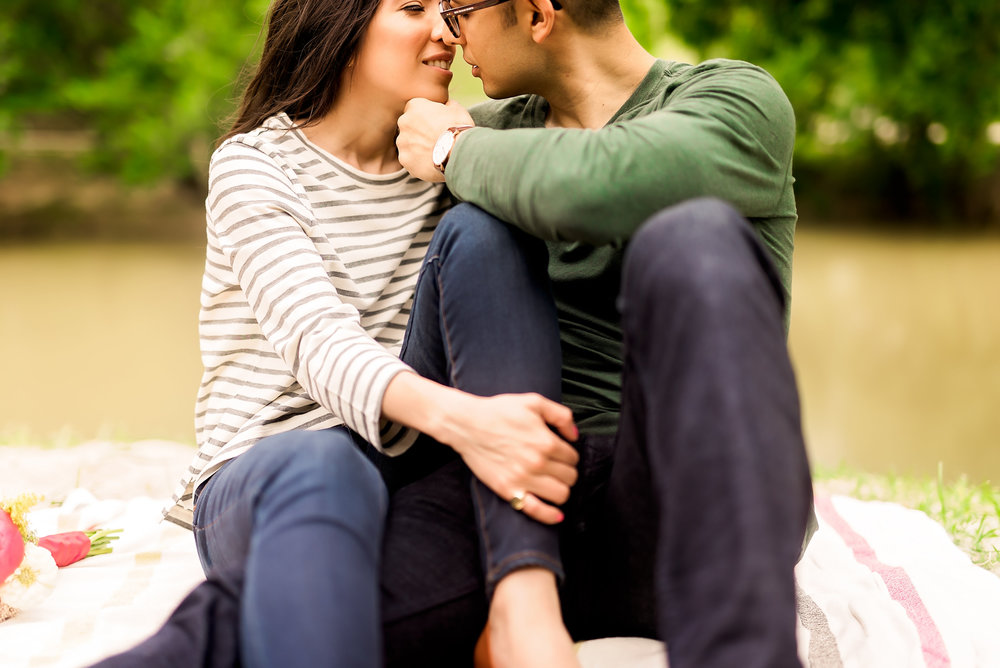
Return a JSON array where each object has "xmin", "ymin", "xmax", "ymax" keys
[
  {"xmin": 210, "ymin": 141, "xmax": 578, "ymax": 522},
  {"xmin": 208, "ymin": 140, "xmax": 414, "ymax": 448}
]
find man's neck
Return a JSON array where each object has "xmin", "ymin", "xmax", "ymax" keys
[{"xmin": 540, "ymin": 25, "xmax": 656, "ymax": 130}]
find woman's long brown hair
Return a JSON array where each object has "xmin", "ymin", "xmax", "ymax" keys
[{"xmin": 221, "ymin": 0, "xmax": 382, "ymax": 143}]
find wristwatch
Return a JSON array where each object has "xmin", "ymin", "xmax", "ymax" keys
[{"xmin": 432, "ymin": 125, "xmax": 475, "ymax": 174}]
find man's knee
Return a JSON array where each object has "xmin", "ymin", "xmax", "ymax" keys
[{"xmin": 623, "ymin": 197, "xmax": 768, "ymax": 310}]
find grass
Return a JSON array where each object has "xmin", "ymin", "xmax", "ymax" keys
[
  {"xmin": 814, "ymin": 463, "xmax": 1000, "ymax": 576},
  {"xmin": 3, "ymin": 428, "xmax": 998, "ymax": 577}
]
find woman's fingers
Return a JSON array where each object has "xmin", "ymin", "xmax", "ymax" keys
[
  {"xmin": 535, "ymin": 396, "xmax": 579, "ymax": 444},
  {"xmin": 517, "ymin": 465, "xmax": 575, "ymax": 506},
  {"xmin": 516, "ymin": 492, "xmax": 565, "ymax": 525}
]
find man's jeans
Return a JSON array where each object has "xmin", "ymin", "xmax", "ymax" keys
[{"xmin": 381, "ymin": 199, "xmax": 814, "ymax": 668}]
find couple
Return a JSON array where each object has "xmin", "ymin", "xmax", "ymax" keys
[{"xmin": 98, "ymin": 0, "xmax": 814, "ymax": 665}]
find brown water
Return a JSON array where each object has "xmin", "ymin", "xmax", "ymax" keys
[{"xmin": 2, "ymin": 228, "xmax": 998, "ymax": 482}]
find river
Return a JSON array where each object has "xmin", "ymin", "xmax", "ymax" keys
[{"xmin": 2, "ymin": 227, "xmax": 998, "ymax": 482}]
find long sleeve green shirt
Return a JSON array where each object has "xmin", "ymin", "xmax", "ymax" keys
[{"xmin": 448, "ymin": 58, "xmax": 797, "ymax": 434}]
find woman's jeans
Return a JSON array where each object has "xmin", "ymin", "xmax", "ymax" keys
[
  {"xmin": 192, "ymin": 429, "xmax": 388, "ymax": 668},
  {"xmin": 383, "ymin": 202, "xmax": 567, "ymax": 591}
]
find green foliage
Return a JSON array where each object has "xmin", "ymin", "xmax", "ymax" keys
[
  {"xmin": 649, "ymin": 1, "xmax": 1000, "ymax": 221},
  {"xmin": 0, "ymin": 0, "xmax": 270, "ymax": 184},
  {"xmin": 2, "ymin": 0, "xmax": 998, "ymax": 221}
]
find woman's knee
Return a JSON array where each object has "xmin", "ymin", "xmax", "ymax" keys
[
  {"xmin": 258, "ymin": 429, "xmax": 388, "ymax": 518},
  {"xmin": 433, "ymin": 203, "xmax": 542, "ymax": 265}
]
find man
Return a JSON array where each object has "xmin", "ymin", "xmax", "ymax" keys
[{"xmin": 388, "ymin": 0, "xmax": 815, "ymax": 666}]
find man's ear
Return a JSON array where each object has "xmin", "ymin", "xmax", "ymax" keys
[{"xmin": 523, "ymin": 0, "xmax": 558, "ymax": 44}]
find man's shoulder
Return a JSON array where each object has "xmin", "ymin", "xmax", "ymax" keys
[
  {"xmin": 661, "ymin": 58, "xmax": 786, "ymax": 101},
  {"xmin": 632, "ymin": 58, "xmax": 792, "ymax": 127},
  {"xmin": 469, "ymin": 96, "xmax": 545, "ymax": 130}
]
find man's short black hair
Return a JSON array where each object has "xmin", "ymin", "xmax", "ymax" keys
[
  {"xmin": 563, "ymin": 0, "xmax": 623, "ymax": 30},
  {"xmin": 504, "ymin": 0, "xmax": 623, "ymax": 31}
]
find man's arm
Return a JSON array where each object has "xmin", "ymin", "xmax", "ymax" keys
[{"xmin": 447, "ymin": 64, "xmax": 796, "ymax": 246}]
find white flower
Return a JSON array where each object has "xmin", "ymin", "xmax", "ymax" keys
[{"xmin": 0, "ymin": 543, "xmax": 58, "ymax": 613}]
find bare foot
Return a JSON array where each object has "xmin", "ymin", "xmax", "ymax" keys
[{"xmin": 486, "ymin": 567, "xmax": 581, "ymax": 668}]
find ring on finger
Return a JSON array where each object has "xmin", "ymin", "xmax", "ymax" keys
[{"xmin": 510, "ymin": 491, "xmax": 527, "ymax": 511}]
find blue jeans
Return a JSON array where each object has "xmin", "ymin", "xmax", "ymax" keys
[
  {"xmin": 380, "ymin": 199, "xmax": 813, "ymax": 668},
  {"xmin": 91, "ymin": 428, "xmax": 389, "ymax": 668}
]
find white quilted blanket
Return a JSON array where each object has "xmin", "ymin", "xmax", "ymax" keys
[{"xmin": 2, "ymin": 478, "xmax": 999, "ymax": 666}]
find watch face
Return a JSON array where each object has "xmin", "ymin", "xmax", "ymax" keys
[{"xmin": 432, "ymin": 131, "xmax": 454, "ymax": 168}]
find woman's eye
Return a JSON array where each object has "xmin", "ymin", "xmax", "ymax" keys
[{"xmin": 403, "ymin": 4, "xmax": 424, "ymax": 12}]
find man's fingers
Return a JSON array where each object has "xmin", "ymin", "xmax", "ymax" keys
[{"xmin": 518, "ymin": 493, "xmax": 564, "ymax": 525}]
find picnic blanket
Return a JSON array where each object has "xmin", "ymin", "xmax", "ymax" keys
[{"xmin": 1, "ymin": 490, "xmax": 999, "ymax": 667}]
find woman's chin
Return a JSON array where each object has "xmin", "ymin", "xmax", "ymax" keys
[{"xmin": 424, "ymin": 87, "xmax": 451, "ymax": 104}]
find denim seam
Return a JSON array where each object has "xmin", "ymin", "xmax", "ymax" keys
[
  {"xmin": 471, "ymin": 480, "xmax": 496, "ymax": 588},
  {"xmin": 432, "ymin": 259, "xmax": 462, "ymax": 388}
]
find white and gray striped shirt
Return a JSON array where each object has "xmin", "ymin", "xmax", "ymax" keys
[{"xmin": 165, "ymin": 113, "xmax": 450, "ymax": 528}]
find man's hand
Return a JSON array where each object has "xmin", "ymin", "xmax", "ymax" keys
[
  {"xmin": 443, "ymin": 392, "xmax": 580, "ymax": 525},
  {"xmin": 397, "ymin": 98, "xmax": 475, "ymax": 182}
]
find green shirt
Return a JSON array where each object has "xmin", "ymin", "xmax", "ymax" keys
[{"xmin": 449, "ymin": 58, "xmax": 797, "ymax": 434}]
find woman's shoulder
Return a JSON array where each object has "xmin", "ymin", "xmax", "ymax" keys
[
  {"xmin": 212, "ymin": 114, "xmax": 302, "ymax": 165},
  {"xmin": 209, "ymin": 115, "xmax": 304, "ymax": 183}
]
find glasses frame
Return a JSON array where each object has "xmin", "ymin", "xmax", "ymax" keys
[
  {"xmin": 439, "ymin": 0, "xmax": 513, "ymax": 39},
  {"xmin": 439, "ymin": 0, "xmax": 559, "ymax": 39}
]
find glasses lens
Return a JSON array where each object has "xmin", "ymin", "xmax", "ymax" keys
[{"xmin": 440, "ymin": 1, "xmax": 460, "ymax": 38}]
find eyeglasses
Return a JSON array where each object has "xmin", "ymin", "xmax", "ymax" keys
[
  {"xmin": 439, "ymin": 0, "xmax": 561, "ymax": 39},
  {"xmin": 439, "ymin": 0, "xmax": 512, "ymax": 39}
]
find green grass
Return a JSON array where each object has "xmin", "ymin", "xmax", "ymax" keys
[{"xmin": 814, "ymin": 464, "xmax": 1000, "ymax": 576}]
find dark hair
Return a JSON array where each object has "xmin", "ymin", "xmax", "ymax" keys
[
  {"xmin": 222, "ymin": 0, "xmax": 382, "ymax": 143},
  {"xmin": 560, "ymin": 0, "xmax": 622, "ymax": 31}
]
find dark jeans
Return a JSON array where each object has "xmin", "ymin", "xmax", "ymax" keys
[
  {"xmin": 391, "ymin": 203, "xmax": 567, "ymax": 589},
  {"xmin": 381, "ymin": 199, "xmax": 814, "ymax": 668}
]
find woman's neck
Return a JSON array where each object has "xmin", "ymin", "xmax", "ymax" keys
[{"xmin": 301, "ymin": 89, "xmax": 404, "ymax": 174}]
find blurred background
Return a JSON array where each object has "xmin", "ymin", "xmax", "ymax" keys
[{"xmin": 1, "ymin": 0, "xmax": 998, "ymax": 483}]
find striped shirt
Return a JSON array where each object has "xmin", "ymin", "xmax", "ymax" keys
[{"xmin": 164, "ymin": 113, "xmax": 450, "ymax": 528}]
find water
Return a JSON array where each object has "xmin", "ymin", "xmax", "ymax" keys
[
  {"xmin": 2, "ymin": 228, "xmax": 998, "ymax": 482},
  {"xmin": 789, "ymin": 227, "xmax": 1000, "ymax": 483}
]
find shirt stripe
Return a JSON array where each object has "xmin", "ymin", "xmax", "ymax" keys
[{"xmin": 164, "ymin": 113, "xmax": 449, "ymax": 527}]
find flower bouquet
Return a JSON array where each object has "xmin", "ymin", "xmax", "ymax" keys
[{"xmin": 0, "ymin": 494, "xmax": 120, "ymax": 622}]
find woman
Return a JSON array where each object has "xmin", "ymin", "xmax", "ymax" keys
[{"xmin": 96, "ymin": 0, "xmax": 581, "ymax": 667}]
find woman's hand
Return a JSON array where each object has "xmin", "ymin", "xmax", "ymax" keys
[
  {"xmin": 397, "ymin": 98, "xmax": 475, "ymax": 182},
  {"xmin": 443, "ymin": 392, "xmax": 579, "ymax": 525},
  {"xmin": 381, "ymin": 372, "xmax": 579, "ymax": 524}
]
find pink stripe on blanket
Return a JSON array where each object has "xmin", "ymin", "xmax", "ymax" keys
[{"xmin": 814, "ymin": 494, "xmax": 950, "ymax": 667}]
